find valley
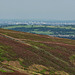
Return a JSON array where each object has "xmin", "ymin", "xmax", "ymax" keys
[{"xmin": 0, "ymin": 24, "xmax": 75, "ymax": 40}]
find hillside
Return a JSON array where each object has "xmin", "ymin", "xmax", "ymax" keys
[
  {"xmin": 0, "ymin": 28, "xmax": 75, "ymax": 75},
  {"xmin": 1, "ymin": 24, "xmax": 75, "ymax": 40}
]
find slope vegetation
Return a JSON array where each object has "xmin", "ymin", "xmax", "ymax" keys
[{"xmin": 0, "ymin": 28, "xmax": 75, "ymax": 75}]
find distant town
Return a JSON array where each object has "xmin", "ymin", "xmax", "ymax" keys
[{"xmin": 0, "ymin": 19, "xmax": 75, "ymax": 26}]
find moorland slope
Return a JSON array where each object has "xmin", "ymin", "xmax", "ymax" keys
[{"xmin": 0, "ymin": 28, "xmax": 75, "ymax": 75}]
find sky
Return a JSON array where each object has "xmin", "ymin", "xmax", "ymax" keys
[{"xmin": 0, "ymin": 0, "xmax": 75, "ymax": 20}]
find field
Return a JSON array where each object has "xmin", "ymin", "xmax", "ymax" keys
[
  {"xmin": 0, "ymin": 28, "xmax": 75, "ymax": 75},
  {"xmin": 1, "ymin": 24, "xmax": 75, "ymax": 40}
]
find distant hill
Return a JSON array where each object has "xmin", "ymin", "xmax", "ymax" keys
[{"xmin": 0, "ymin": 28, "xmax": 75, "ymax": 75}]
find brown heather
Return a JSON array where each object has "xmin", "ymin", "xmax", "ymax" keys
[{"xmin": 0, "ymin": 28, "xmax": 75, "ymax": 75}]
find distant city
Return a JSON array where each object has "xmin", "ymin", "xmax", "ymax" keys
[
  {"xmin": 0, "ymin": 19, "xmax": 75, "ymax": 40},
  {"xmin": 0, "ymin": 19, "xmax": 75, "ymax": 26}
]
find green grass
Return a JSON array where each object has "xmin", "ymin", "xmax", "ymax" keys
[
  {"xmin": 49, "ymin": 71, "xmax": 55, "ymax": 75},
  {"xmin": 31, "ymin": 31, "xmax": 53, "ymax": 35},
  {"xmin": 2, "ymin": 25, "xmax": 75, "ymax": 36},
  {"xmin": 70, "ymin": 55, "xmax": 75, "ymax": 60},
  {"xmin": 38, "ymin": 69, "xmax": 47, "ymax": 74},
  {"xmin": 0, "ymin": 69, "xmax": 7, "ymax": 72},
  {"xmin": 0, "ymin": 69, "xmax": 14, "ymax": 73},
  {"xmin": 0, "ymin": 44, "xmax": 17, "ymax": 61},
  {"xmin": 2, "ymin": 24, "xmax": 75, "ymax": 30}
]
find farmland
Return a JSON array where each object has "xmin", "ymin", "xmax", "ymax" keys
[{"xmin": 1, "ymin": 24, "xmax": 75, "ymax": 40}]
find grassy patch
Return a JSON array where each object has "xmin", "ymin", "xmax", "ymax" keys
[
  {"xmin": 70, "ymin": 55, "xmax": 75, "ymax": 60},
  {"xmin": 0, "ymin": 68, "xmax": 14, "ymax": 73},
  {"xmin": 0, "ymin": 69, "xmax": 7, "ymax": 72},
  {"xmin": 0, "ymin": 44, "xmax": 16, "ymax": 61}
]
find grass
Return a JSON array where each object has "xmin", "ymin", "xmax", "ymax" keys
[
  {"xmin": 0, "ymin": 66, "xmax": 14, "ymax": 73},
  {"xmin": 1, "ymin": 25, "xmax": 75, "ymax": 40},
  {"xmin": 0, "ymin": 28, "xmax": 75, "ymax": 45},
  {"xmin": 0, "ymin": 43, "xmax": 17, "ymax": 61},
  {"xmin": 0, "ymin": 69, "xmax": 7, "ymax": 72},
  {"xmin": 31, "ymin": 31, "xmax": 53, "ymax": 35},
  {"xmin": 2, "ymin": 24, "xmax": 75, "ymax": 29},
  {"xmin": 0, "ymin": 28, "xmax": 75, "ymax": 75},
  {"xmin": 70, "ymin": 55, "xmax": 75, "ymax": 60},
  {"xmin": 38, "ymin": 69, "xmax": 47, "ymax": 74},
  {"xmin": 49, "ymin": 71, "xmax": 55, "ymax": 75}
]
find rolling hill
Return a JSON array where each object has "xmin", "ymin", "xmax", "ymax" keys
[
  {"xmin": 0, "ymin": 24, "xmax": 75, "ymax": 40},
  {"xmin": 0, "ymin": 28, "xmax": 75, "ymax": 75}
]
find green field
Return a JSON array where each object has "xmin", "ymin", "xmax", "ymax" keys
[{"xmin": 1, "ymin": 24, "xmax": 75, "ymax": 40}]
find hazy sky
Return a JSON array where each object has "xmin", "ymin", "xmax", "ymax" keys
[{"xmin": 0, "ymin": 0, "xmax": 75, "ymax": 20}]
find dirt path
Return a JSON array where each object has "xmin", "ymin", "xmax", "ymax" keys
[
  {"xmin": 0, "ymin": 33, "xmax": 31, "ymax": 46},
  {"xmin": 0, "ymin": 33, "xmax": 75, "ymax": 47},
  {"xmin": 41, "ymin": 41, "xmax": 75, "ymax": 47}
]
